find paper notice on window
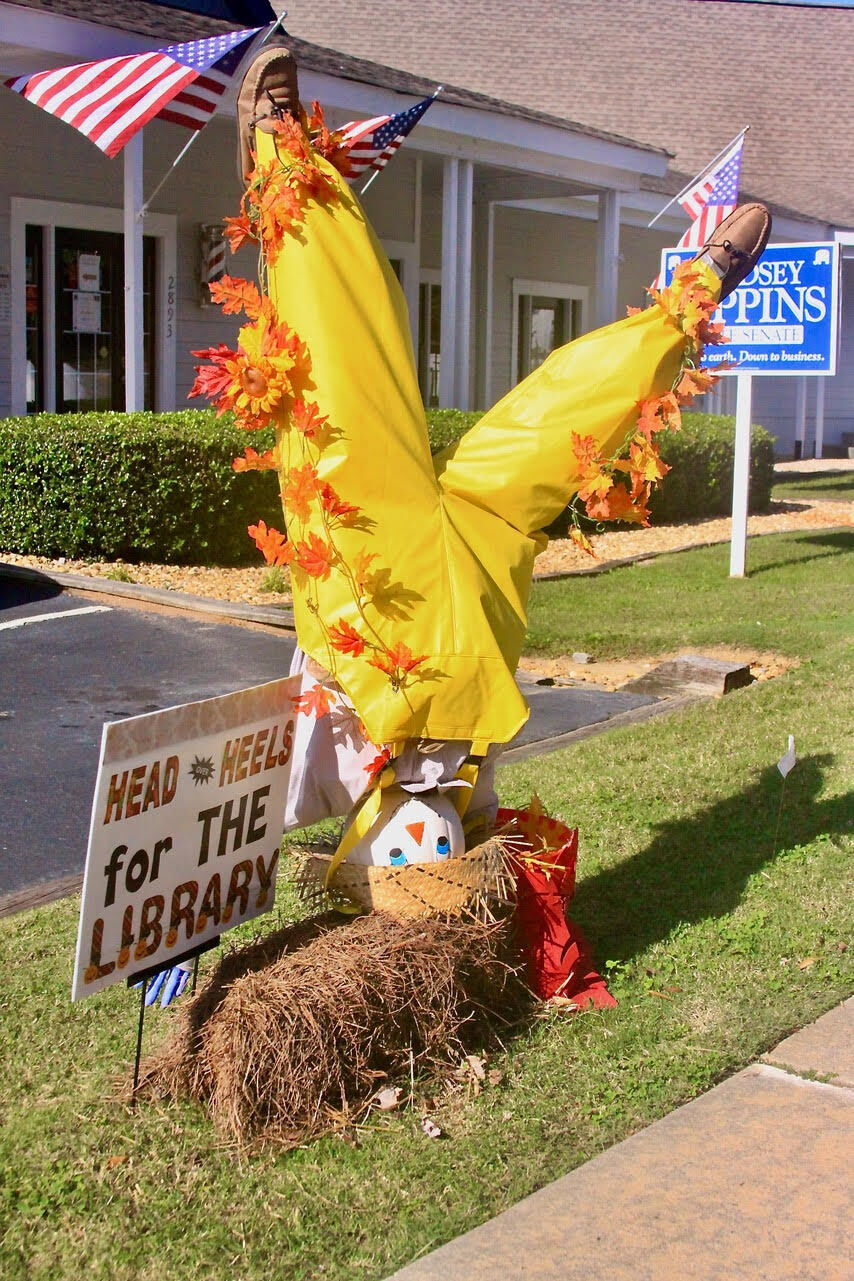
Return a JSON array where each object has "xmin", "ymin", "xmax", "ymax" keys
[
  {"xmin": 78, "ymin": 252, "xmax": 100, "ymax": 291},
  {"xmin": 73, "ymin": 291, "xmax": 101, "ymax": 333}
]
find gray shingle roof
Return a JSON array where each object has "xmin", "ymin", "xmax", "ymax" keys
[
  {"xmin": 283, "ymin": 0, "xmax": 854, "ymax": 228},
  {"xmin": 13, "ymin": 0, "xmax": 851, "ymax": 224},
  {"xmin": 9, "ymin": 1, "xmax": 667, "ymax": 157}
]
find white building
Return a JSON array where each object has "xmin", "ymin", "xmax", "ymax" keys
[{"xmin": 1, "ymin": 0, "xmax": 850, "ymax": 456}]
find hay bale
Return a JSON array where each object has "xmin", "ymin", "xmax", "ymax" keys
[{"xmin": 137, "ymin": 912, "xmax": 524, "ymax": 1144}]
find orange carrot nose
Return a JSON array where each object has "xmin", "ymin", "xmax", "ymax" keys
[{"xmin": 405, "ymin": 821, "xmax": 425, "ymax": 845}]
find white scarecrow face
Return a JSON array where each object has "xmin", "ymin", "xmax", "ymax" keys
[{"xmin": 346, "ymin": 789, "xmax": 465, "ymax": 867}]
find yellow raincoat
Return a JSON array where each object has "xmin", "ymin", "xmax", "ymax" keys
[{"xmin": 258, "ymin": 130, "xmax": 714, "ymax": 752}]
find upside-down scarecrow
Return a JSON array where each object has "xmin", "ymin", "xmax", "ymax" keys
[{"xmin": 190, "ymin": 44, "xmax": 770, "ymax": 1001}]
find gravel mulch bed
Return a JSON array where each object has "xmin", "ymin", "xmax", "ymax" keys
[{"xmin": 1, "ymin": 499, "xmax": 849, "ymax": 606}]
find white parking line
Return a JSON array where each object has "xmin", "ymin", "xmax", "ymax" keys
[{"xmin": 0, "ymin": 605, "xmax": 112, "ymax": 631}]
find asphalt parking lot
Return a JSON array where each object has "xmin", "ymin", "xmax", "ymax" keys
[
  {"xmin": 0, "ymin": 572, "xmax": 660, "ymax": 901},
  {"xmin": 0, "ymin": 575, "xmax": 297, "ymax": 896}
]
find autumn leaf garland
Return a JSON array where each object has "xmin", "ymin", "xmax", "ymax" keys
[
  {"xmin": 565, "ymin": 261, "xmax": 728, "ymax": 555},
  {"xmin": 190, "ymin": 116, "xmax": 432, "ymax": 700}
]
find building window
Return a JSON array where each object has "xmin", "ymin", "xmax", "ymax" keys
[
  {"xmin": 25, "ymin": 226, "xmax": 44, "ymax": 413},
  {"xmin": 54, "ymin": 227, "xmax": 155, "ymax": 413},
  {"xmin": 418, "ymin": 276, "xmax": 441, "ymax": 407},
  {"xmin": 512, "ymin": 280, "xmax": 588, "ymax": 384}
]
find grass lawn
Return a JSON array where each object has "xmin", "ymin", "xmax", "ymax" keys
[
  {"xmin": 1, "ymin": 529, "xmax": 852, "ymax": 1281},
  {"xmin": 772, "ymin": 469, "xmax": 854, "ymax": 503}
]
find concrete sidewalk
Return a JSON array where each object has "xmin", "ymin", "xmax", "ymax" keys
[{"xmin": 386, "ymin": 998, "xmax": 853, "ymax": 1281}]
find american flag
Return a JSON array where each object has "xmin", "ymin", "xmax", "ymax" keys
[
  {"xmin": 5, "ymin": 28, "xmax": 262, "ymax": 159},
  {"xmin": 675, "ymin": 138, "xmax": 744, "ymax": 250},
  {"xmin": 340, "ymin": 93, "xmax": 438, "ymax": 180}
]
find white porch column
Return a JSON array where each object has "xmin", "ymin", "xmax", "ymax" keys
[
  {"xmin": 482, "ymin": 200, "xmax": 496, "ymax": 409},
  {"xmin": 411, "ymin": 154, "xmax": 423, "ymax": 356},
  {"xmin": 439, "ymin": 157, "xmax": 474, "ymax": 408},
  {"xmin": 595, "ymin": 189, "xmax": 620, "ymax": 329},
  {"xmin": 438, "ymin": 159, "xmax": 459, "ymax": 407},
  {"xmin": 123, "ymin": 133, "xmax": 145, "ymax": 412}
]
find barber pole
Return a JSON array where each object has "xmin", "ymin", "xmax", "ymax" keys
[{"xmin": 199, "ymin": 222, "xmax": 226, "ymax": 303}]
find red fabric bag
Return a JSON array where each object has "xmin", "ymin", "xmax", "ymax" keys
[{"xmin": 496, "ymin": 806, "xmax": 615, "ymax": 1008}]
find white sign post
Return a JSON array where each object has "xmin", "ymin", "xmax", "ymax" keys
[
  {"xmin": 72, "ymin": 676, "xmax": 301, "ymax": 1001},
  {"xmin": 660, "ymin": 242, "xmax": 841, "ymax": 576},
  {"xmin": 730, "ymin": 372, "xmax": 753, "ymax": 577}
]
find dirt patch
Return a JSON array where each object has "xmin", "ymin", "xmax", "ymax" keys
[
  {"xmin": 517, "ymin": 647, "xmax": 799, "ymax": 693},
  {"xmin": 533, "ymin": 499, "xmax": 851, "ymax": 578},
  {"xmin": 1, "ymin": 498, "xmax": 849, "ymax": 605}
]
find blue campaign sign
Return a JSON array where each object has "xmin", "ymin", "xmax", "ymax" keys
[{"xmin": 659, "ymin": 242, "xmax": 841, "ymax": 375}]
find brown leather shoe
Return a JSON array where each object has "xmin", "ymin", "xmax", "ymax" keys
[
  {"xmin": 236, "ymin": 43, "xmax": 300, "ymax": 183},
  {"xmin": 693, "ymin": 202, "xmax": 771, "ymax": 300}
]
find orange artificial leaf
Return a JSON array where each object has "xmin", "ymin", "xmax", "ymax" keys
[
  {"xmin": 291, "ymin": 683, "xmax": 336, "ymax": 719},
  {"xmin": 319, "ymin": 482, "xmax": 360, "ymax": 520},
  {"xmin": 364, "ymin": 748, "xmax": 392, "ymax": 782},
  {"xmin": 577, "ymin": 470, "xmax": 614, "ymax": 504},
  {"xmin": 676, "ymin": 365, "xmax": 718, "ymax": 402},
  {"xmin": 282, "ymin": 463, "xmax": 319, "ymax": 522},
  {"xmin": 569, "ymin": 525, "xmax": 597, "ymax": 558},
  {"xmin": 233, "ymin": 446, "xmax": 277, "ymax": 472},
  {"xmin": 626, "ymin": 304, "xmax": 642, "ymax": 316},
  {"xmin": 209, "ymin": 274, "xmax": 263, "ymax": 319},
  {"xmin": 328, "ymin": 618, "xmax": 366, "ymax": 657},
  {"xmin": 247, "ymin": 520, "xmax": 295, "ymax": 567},
  {"xmin": 635, "ymin": 398, "xmax": 665, "ymax": 442},
  {"xmin": 222, "ymin": 211, "xmax": 256, "ymax": 253},
  {"xmin": 292, "ymin": 399, "xmax": 329, "ymax": 439},
  {"xmin": 585, "ymin": 480, "xmax": 648, "ymax": 525},
  {"xmin": 627, "ymin": 439, "xmax": 670, "ymax": 484},
  {"xmin": 368, "ymin": 641, "xmax": 428, "ymax": 676},
  {"xmin": 571, "ymin": 432, "xmax": 604, "ymax": 470},
  {"xmin": 295, "ymin": 532, "xmax": 336, "ymax": 580}
]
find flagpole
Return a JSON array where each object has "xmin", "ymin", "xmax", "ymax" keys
[
  {"xmin": 140, "ymin": 130, "xmax": 200, "ymax": 218},
  {"xmin": 647, "ymin": 126, "xmax": 749, "ymax": 229}
]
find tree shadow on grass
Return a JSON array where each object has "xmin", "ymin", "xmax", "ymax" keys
[
  {"xmin": 748, "ymin": 529, "xmax": 854, "ymax": 575},
  {"xmin": 571, "ymin": 753, "xmax": 851, "ymax": 967}
]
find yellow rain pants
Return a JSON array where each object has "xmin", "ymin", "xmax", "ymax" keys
[{"xmin": 259, "ymin": 130, "xmax": 711, "ymax": 752}]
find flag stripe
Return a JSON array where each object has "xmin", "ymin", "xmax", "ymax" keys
[
  {"xmin": 23, "ymin": 56, "xmax": 129, "ymax": 109},
  {"xmin": 45, "ymin": 56, "xmax": 162, "ymax": 120},
  {"xmin": 97, "ymin": 69, "xmax": 198, "ymax": 155},
  {"xmin": 68, "ymin": 58, "xmax": 179, "ymax": 136},
  {"xmin": 54, "ymin": 55, "xmax": 168, "ymax": 128}
]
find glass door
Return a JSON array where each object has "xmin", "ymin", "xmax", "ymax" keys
[
  {"xmin": 516, "ymin": 293, "xmax": 583, "ymax": 383},
  {"xmin": 54, "ymin": 227, "xmax": 155, "ymax": 413}
]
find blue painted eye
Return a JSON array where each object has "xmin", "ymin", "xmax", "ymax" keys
[
  {"xmin": 389, "ymin": 848, "xmax": 407, "ymax": 866},
  {"xmin": 436, "ymin": 836, "xmax": 451, "ymax": 857}
]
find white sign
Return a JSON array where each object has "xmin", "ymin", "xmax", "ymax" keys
[
  {"xmin": 72, "ymin": 291, "xmax": 101, "ymax": 333},
  {"xmin": 72, "ymin": 676, "xmax": 300, "ymax": 1000},
  {"xmin": 77, "ymin": 252, "xmax": 101, "ymax": 292}
]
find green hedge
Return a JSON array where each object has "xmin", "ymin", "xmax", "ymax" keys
[
  {"xmin": 426, "ymin": 408, "xmax": 776, "ymax": 534},
  {"xmin": 0, "ymin": 408, "xmax": 775, "ymax": 565},
  {"xmin": 650, "ymin": 412, "xmax": 775, "ymax": 523},
  {"xmin": 0, "ymin": 411, "xmax": 282, "ymax": 565}
]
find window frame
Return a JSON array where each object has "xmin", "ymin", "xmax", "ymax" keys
[{"xmin": 510, "ymin": 277, "xmax": 589, "ymax": 385}]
